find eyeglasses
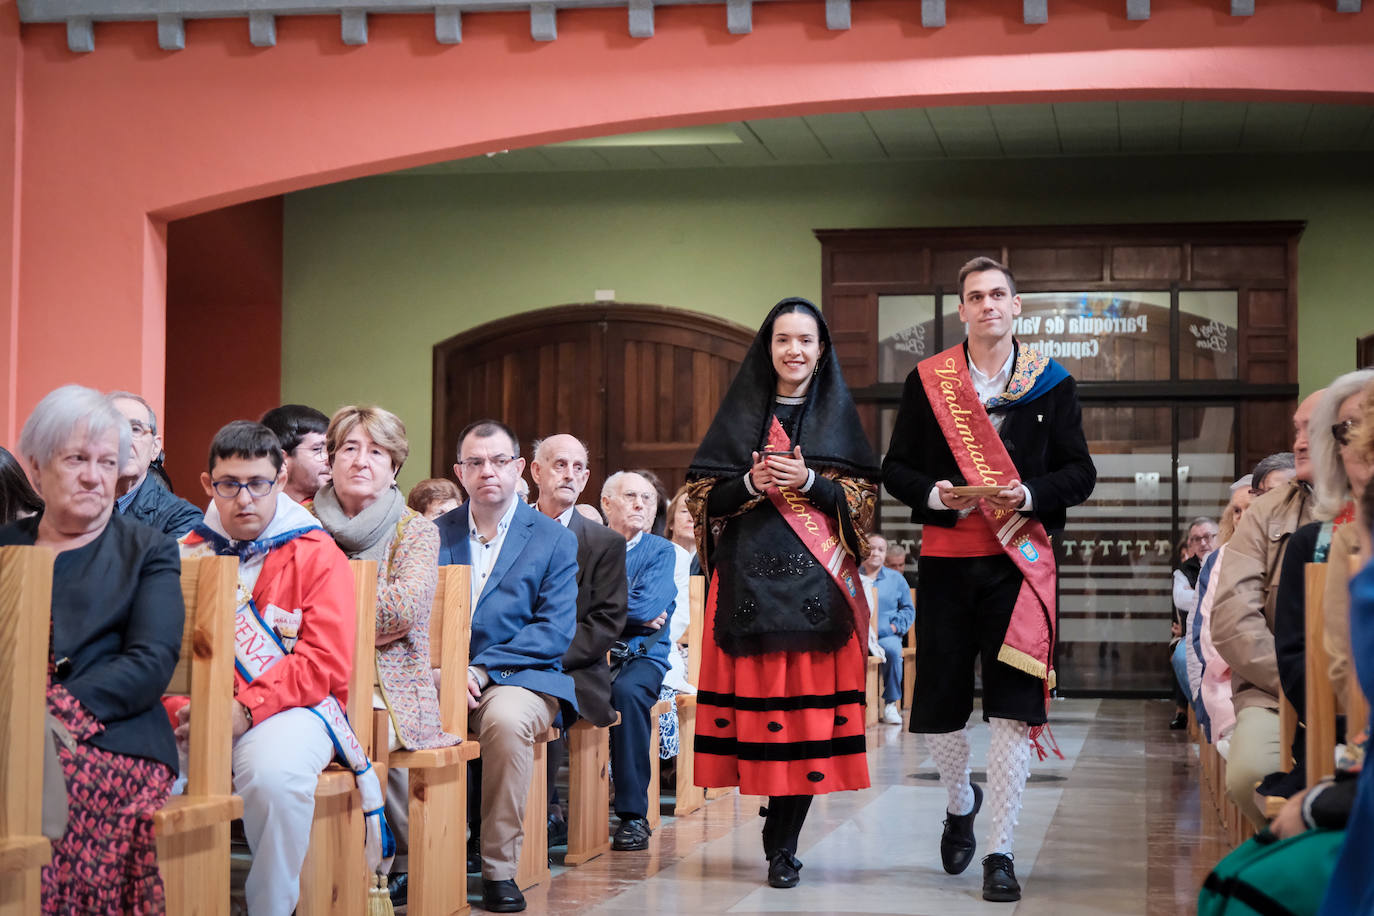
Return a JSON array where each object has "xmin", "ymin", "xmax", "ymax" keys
[
  {"xmin": 294, "ymin": 442, "xmax": 327, "ymax": 458},
  {"xmin": 458, "ymin": 454, "xmax": 516, "ymax": 472},
  {"xmin": 128, "ymin": 420, "xmax": 154, "ymax": 438},
  {"xmin": 210, "ymin": 478, "xmax": 276, "ymax": 499},
  {"xmin": 1188, "ymin": 532, "xmax": 1218, "ymax": 544},
  {"xmin": 1332, "ymin": 419, "xmax": 1357, "ymax": 447}
]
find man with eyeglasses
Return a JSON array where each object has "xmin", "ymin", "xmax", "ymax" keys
[
  {"xmin": 260, "ymin": 404, "xmax": 332, "ymax": 504},
  {"xmin": 177, "ymin": 421, "xmax": 361, "ymax": 916},
  {"xmin": 108, "ymin": 390, "xmax": 202, "ymax": 537},
  {"xmin": 434, "ymin": 419, "xmax": 578, "ymax": 914},
  {"xmin": 1212, "ymin": 390, "xmax": 1324, "ymax": 828},
  {"xmin": 598, "ymin": 470, "xmax": 676, "ymax": 852}
]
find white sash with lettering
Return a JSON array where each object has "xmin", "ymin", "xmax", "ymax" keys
[{"xmin": 234, "ymin": 600, "xmax": 393, "ymax": 871}]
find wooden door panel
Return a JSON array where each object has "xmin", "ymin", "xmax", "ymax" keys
[{"xmin": 433, "ymin": 305, "xmax": 754, "ymax": 504}]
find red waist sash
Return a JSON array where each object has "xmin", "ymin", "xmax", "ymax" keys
[
  {"xmin": 921, "ymin": 514, "xmax": 1003, "ymax": 557},
  {"xmin": 917, "ymin": 344, "xmax": 1059, "ymax": 696}
]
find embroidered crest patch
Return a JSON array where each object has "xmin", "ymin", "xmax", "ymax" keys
[{"xmin": 1016, "ymin": 536, "xmax": 1039, "ymax": 563}]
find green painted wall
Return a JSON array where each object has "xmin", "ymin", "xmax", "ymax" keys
[{"xmin": 283, "ymin": 153, "xmax": 1374, "ymax": 492}]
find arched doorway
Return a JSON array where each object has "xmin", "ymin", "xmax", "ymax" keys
[{"xmin": 432, "ymin": 304, "xmax": 754, "ymax": 499}]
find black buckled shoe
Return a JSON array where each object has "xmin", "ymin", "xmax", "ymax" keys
[
  {"xmin": 766, "ymin": 849, "xmax": 803, "ymax": 888},
  {"xmin": 982, "ymin": 853, "xmax": 1021, "ymax": 902},
  {"xmin": 611, "ymin": 816, "xmax": 652, "ymax": 851},
  {"xmin": 386, "ymin": 872, "xmax": 408, "ymax": 908},
  {"xmin": 548, "ymin": 814, "xmax": 569, "ymax": 848},
  {"xmin": 481, "ymin": 878, "xmax": 527, "ymax": 913},
  {"xmin": 939, "ymin": 781, "xmax": 982, "ymax": 875}
]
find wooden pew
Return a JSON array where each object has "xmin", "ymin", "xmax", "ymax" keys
[
  {"xmin": 0, "ymin": 546, "xmax": 54, "ymax": 916},
  {"xmin": 513, "ymin": 725, "xmax": 559, "ymax": 890},
  {"xmin": 155, "ymin": 555, "xmax": 242, "ymax": 916},
  {"xmin": 386, "ymin": 564, "xmax": 481, "ymax": 916},
  {"xmin": 671, "ymin": 575, "xmax": 708, "ymax": 818},
  {"xmin": 298, "ymin": 559, "xmax": 378, "ymax": 916},
  {"xmin": 564, "ymin": 716, "xmax": 614, "ymax": 866},
  {"xmin": 902, "ymin": 588, "xmax": 917, "ymax": 709}
]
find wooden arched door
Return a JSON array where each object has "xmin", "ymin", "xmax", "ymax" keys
[{"xmin": 432, "ymin": 304, "xmax": 755, "ymax": 501}]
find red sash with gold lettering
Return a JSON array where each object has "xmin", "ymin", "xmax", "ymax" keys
[
  {"xmin": 918, "ymin": 345, "xmax": 1058, "ymax": 699},
  {"xmin": 762, "ymin": 416, "xmax": 871, "ymax": 647}
]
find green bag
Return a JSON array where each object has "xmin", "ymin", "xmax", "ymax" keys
[{"xmin": 1198, "ymin": 828, "xmax": 1344, "ymax": 916}]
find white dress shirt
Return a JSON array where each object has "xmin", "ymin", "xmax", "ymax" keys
[{"xmin": 466, "ymin": 496, "xmax": 520, "ymax": 687}]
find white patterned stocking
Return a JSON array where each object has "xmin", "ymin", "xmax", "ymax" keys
[
  {"xmin": 986, "ymin": 717, "xmax": 1031, "ymax": 856},
  {"xmin": 926, "ymin": 727, "xmax": 975, "ymax": 816}
]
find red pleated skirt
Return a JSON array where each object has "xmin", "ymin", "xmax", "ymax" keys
[{"xmin": 694, "ymin": 572, "xmax": 870, "ymax": 796}]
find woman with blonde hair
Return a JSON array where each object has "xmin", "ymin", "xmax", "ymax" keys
[{"xmin": 311, "ymin": 405, "xmax": 456, "ymax": 898}]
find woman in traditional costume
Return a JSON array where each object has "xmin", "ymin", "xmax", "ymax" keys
[{"xmin": 686, "ymin": 297, "xmax": 879, "ymax": 889}]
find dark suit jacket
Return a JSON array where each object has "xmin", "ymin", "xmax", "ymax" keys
[
  {"xmin": 434, "ymin": 500, "xmax": 580, "ymax": 710},
  {"xmin": 0, "ymin": 513, "xmax": 184, "ymax": 771},
  {"xmin": 882, "ymin": 357, "xmax": 1096, "ymax": 537},
  {"xmin": 562, "ymin": 511, "xmax": 628, "ymax": 727},
  {"xmin": 119, "ymin": 473, "xmax": 203, "ymax": 539}
]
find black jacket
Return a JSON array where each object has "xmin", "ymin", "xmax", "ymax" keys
[
  {"xmin": 120, "ymin": 473, "xmax": 203, "ymax": 539},
  {"xmin": 562, "ymin": 511, "xmax": 629, "ymax": 727},
  {"xmin": 882, "ymin": 360, "xmax": 1096, "ymax": 537},
  {"xmin": 0, "ymin": 513, "xmax": 184, "ymax": 771}
]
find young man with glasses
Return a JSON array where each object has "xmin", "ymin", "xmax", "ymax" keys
[
  {"xmin": 434, "ymin": 419, "xmax": 578, "ymax": 914},
  {"xmin": 261, "ymin": 404, "xmax": 332, "ymax": 505},
  {"xmin": 108, "ymin": 390, "xmax": 202, "ymax": 537},
  {"xmin": 177, "ymin": 421, "xmax": 360, "ymax": 916}
]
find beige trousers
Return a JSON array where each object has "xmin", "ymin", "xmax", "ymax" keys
[
  {"xmin": 469, "ymin": 684, "xmax": 558, "ymax": 880},
  {"xmin": 1226, "ymin": 704, "xmax": 1281, "ymax": 829}
]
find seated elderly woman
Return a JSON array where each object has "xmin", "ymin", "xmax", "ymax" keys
[
  {"xmin": 406, "ymin": 477, "xmax": 462, "ymax": 520},
  {"xmin": 0, "ymin": 384, "xmax": 184, "ymax": 912},
  {"xmin": 310, "ymin": 405, "xmax": 456, "ymax": 894}
]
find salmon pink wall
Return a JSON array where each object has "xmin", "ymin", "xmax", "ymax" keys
[
  {"xmin": 163, "ymin": 198, "xmax": 284, "ymax": 506},
  {"xmin": 6, "ymin": 0, "xmax": 1374, "ymax": 441}
]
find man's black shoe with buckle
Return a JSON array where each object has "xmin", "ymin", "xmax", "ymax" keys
[{"xmin": 611, "ymin": 816, "xmax": 652, "ymax": 851}]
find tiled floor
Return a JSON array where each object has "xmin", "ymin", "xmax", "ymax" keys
[{"xmin": 502, "ymin": 698, "xmax": 1232, "ymax": 915}]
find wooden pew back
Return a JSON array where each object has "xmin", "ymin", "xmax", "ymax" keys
[
  {"xmin": 171, "ymin": 556, "xmax": 237, "ymax": 798},
  {"xmin": 687, "ymin": 575, "xmax": 705, "ymax": 687},
  {"xmin": 0, "ymin": 545, "xmax": 54, "ymax": 912},
  {"xmin": 1304, "ymin": 562, "xmax": 1336, "ymax": 786},
  {"xmin": 427, "ymin": 565, "xmax": 473, "ymax": 738}
]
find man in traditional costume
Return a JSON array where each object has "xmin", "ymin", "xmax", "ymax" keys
[
  {"xmin": 177, "ymin": 421, "xmax": 389, "ymax": 916},
  {"xmin": 883, "ymin": 257, "xmax": 1095, "ymax": 902}
]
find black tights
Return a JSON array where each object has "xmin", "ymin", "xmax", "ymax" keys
[{"xmin": 761, "ymin": 795, "xmax": 813, "ymax": 858}]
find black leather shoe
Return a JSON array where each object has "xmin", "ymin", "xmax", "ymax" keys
[
  {"xmin": 766, "ymin": 850, "xmax": 803, "ymax": 888},
  {"xmin": 467, "ymin": 835, "xmax": 482, "ymax": 874},
  {"xmin": 387, "ymin": 872, "xmax": 408, "ymax": 908},
  {"xmin": 611, "ymin": 816, "xmax": 651, "ymax": 851},
  {"xmin": 548, "ymin": 814, "xmax": 569, "ymax": 848},
  {"xmin": 982, "ymin": 853, "xmax": 1021, "ymax": 902},
  {"xmin": 481, "ymin": 878, "xmax": 527, "ymax": 913},
  {"xmin": 1169, "ymin": 710, "xmax": 1188, "ymax": 730},
  {"xmin": 939, "ymin": 782, "xmax": 982, "ymax": 875}
]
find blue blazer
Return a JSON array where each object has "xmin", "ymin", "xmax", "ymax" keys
[{"xmin": 434, "ymin": 500, "xmax": 580, "ymax": 712}]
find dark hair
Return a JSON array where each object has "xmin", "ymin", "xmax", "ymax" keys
[
  {"xmin": 0, "ymin": 446, "xmax": 42, "ymax": 524},
  {"xmin": 207, "ymin": 421, "xmax": 285, "ymax": 474},
  {"xmin": 457, "ymin": 419, "xmax": 520, "ymax": 460},
  {"xmin": 1250, "ymin": 451, "xmax": 1296, "ymax": 488},
  {"xmin": 260, "ymin": 404, "xmax": 329, "ymax": 454},
  {"xmin": 407, "ymin": 478, "xmax": 462, "ymax": 514},
  {"xmin": 957, "ymin": 256, "xmax": 1017, "ymax": 302}
]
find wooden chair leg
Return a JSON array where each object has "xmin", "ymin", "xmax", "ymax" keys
[
  {"xmin": 565, "ymin": 721, "xmax": 611, "ymax": 866},
  {"xmin": 865, "ymin": 657, "xmax": 881, "ymax": 727},
  {"xmin": 647, "ymin": 699, "xmax": 671, "ymax": 832},
  {"xmin": 673, "ymin": 697, "xmax": 704, "ymax": 817},
  {"xmin": 406, "ymin": 761, "xmax": 472, "ymax": 916},
  {"xmin": 902, "ymin": 650, "xmax": 917, "ymax": 710},
  {"xmin": 515, "ymin": 738, "xmax": 550, "ymax": 891},
  {"xmin": 298, "ymin": 780, "xmax": 365, "ymax": 916},
  {"xmin": 158, "ymin": 822, "xmax": 232, "ymax": 916}
]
